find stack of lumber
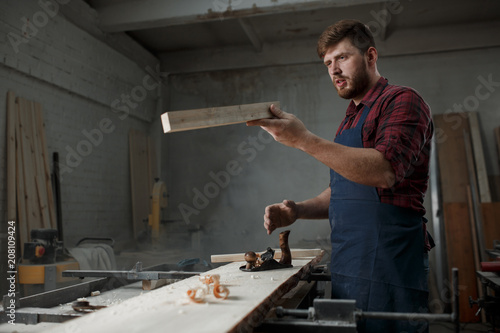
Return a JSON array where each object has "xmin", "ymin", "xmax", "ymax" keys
[
  {"xmin": 434, "ymin": 112, "xmax": 500, "ymax": 322},
  {"xmin": 6, "ymin": 91, "xmax": 56, "ymax": 254},
  {"xmin": 129, "ymin": 129, "xmax": 157, "ymax": 240}
]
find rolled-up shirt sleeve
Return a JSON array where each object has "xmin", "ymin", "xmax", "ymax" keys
[{"xmin": 373, "ymin": 89, "xmax": 433, "ymax": 185}]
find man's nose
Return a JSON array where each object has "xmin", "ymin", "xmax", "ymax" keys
[{"xmin": 332, "ymin": 64, "xmax": 341, "ymax": 76}]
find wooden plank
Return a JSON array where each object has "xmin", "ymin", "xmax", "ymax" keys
[
  {"xmin": 6, "ymin": 91, "xmax": 17, "ymax": 222},
  {"xmin": 34, "ymin": 102, "xmax": 56, "ymax": 229},
  {"xmin": 15, "ymin": 101, "xmax": 29, "ymax": 252},
  {"xmin": 433, "ymin": 114, "xmax": 470, "ymax": 202},
  {"xmin": 142, "ymin": 279, "xmax": 170, "ymax": 291},
  {"xmin": 48, "ymin": 253, "xmax": 324, "ymax": 333},
  {"xmin": 463, "ymin": 131, "xmax": 487, "ymax": 262},
  {"xmin": 161, "ymin": 101, "xmax": 278, "ymax": 133},
  {"xmin": 271, "ymin": 280, "xmax": 316, "ymax": 310},
  {"xmin": 466, "ymin": 187, "xmax": 486, "ymax": 323},
  {"xmin": 129, "ymin": 129, "xmax": 151, "ymax": 239},
  {"xmin": 35, "ymin": 176, "xmax": 51, "ymax": 229},
  {"xmin": 147, "ymin": 136, "xmax": 157, "ymax": 195},
  {"xmin": 18, "ymin": 98, "xmax": 43, "ymax": 231},
  {"xmin": 466, "ymin": 187, "xmax": 481, "ymax": 270},
  {"xmin": 481, "ymin": 202, "xmax": 500, "ymax": 250},
  {"xmin": 468, "ymin": 112, "xmax": 491, "ymax": 202},
  {"xmin": 211, "ymin": 248, "xmax": 323, "ymax": 263},
  {"xmin": 442, "ymin": 203, "xmax": 479, "ymax": 323},
  {"xmin": 30, "ymin": 102, "xmax": 51, "ymax": 229}
]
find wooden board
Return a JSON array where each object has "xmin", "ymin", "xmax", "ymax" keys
[
  {"xmin": 467, "ymin": 187, "xmax": 481, "ymax": 271},
  {"xmin": 35, "ymin": 102, "xmax": 56, "ymax": 228},
  {"xmin": 466, "ymin": 187, "xmax": 486, "ymax": 322},
  {"xmin": 481, "ymin": 202, "xmax": 500, "ymax": 250},
  {"xmin": 142, "ymin": 279, "xmax": 170, "ymax": 291},
  {"xmin": 161, "ymin": 101, "xmax": 278, "ymax": 133},
  {"xmin": 211, "ymin": 248, "xmax": 323, "ymax": 263},
  {"xmin": 30, "ymin": 102, "xmax": 51, "ymax": 229},
  {"xmin": 147, "ymin": 136, "xmax": 158, "ymax": 195},
  {"xmin": 9, "ymin": 94, "xmax": 55, "ymax": 251},
  {"xmin": 15, "ymin": 101, "xmax": 29, "ymax": 251},
  {"xmin": 433, "ymin": 114, "xmax": 470, "ymax": 203},
  {"xmin": 47, "ymin": 254, "xmax": 323, "ymax": 333},
  {"xmin": 468, "ymin": 112, "xmax": 491, "ymax": 202},
  {"xmin": 442, "ymin": 203, "xmax": 479, "ymax": 323},
  {"xmin": 463, "ymin": 130, "xmax": 486, "ymax": 262},
  {"xmin": 35, "ymin": 176, "xmax": 51, "ymax": 229},
  {"xmin": 6, "ymin": 91, "xmax": 17, "ymax": 222},
  {"xmin": 18, "ymin": 98, "xmax": 41, "ymax": 233},
  {"xmin": 129, "ymin": 129, "xmax": 153, "ymax": 239}
]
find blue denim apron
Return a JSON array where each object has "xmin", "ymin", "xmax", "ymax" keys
[{"xmin": 329, "ymin": 89, "xmax": 429, "ymax": 333}]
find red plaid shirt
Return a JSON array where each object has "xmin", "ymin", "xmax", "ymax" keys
[{"xmin": 336, "ymin": 77, "xmax": 433, "ymax": 216}]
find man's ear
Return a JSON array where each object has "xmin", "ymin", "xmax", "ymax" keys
[{"xmin": 366, "ymin": 47, "xmax": 378, "ymax": 66}]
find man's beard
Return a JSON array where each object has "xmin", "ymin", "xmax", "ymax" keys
[{"xmin": 334, "ymin": 63, "xmax": 370, "ymax": 101}]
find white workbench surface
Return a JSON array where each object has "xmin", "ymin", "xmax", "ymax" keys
[{"xmin": 43, "ymin": 257, "xmax": 321, "ymax": 333}]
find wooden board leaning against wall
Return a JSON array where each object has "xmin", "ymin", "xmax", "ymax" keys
[
  {"xmin": 6, "ymin": 91, "xmax": 56, "ymax": 256},
  {"xmin": 434, "ymin": 112, "xmax": 500, "ymax": 323},
  {"xmin": 129, "ymin": 129, "xmax": 158, "ymax": 242}
]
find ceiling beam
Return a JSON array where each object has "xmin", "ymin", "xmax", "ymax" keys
[
  {"xmin": 159, "ymin": 20, "xmax": 500, "ymax": 75},
  {"xmin": 238, "ymin": 18, "xmax": 263, "ymax": 53},
  {"xmin": 58, "ymin": 0, "xmax": 159, "ymax": 73},
  {"xmin": 97, "ymin": 0, "xmax": 384, "ymax": 32},
  {"xmin": 377, "ymin": 2, "xmax": 388, "ymax": 41}
]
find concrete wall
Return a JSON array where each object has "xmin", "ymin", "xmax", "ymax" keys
[
  {"xmin": 0, "ymin": 0, "xmax": 160, "ymax": 290},
  {"xmin": 163, "ymin": 46, "xmax": 500, "ymax": 258},
  {"xmin": 164, "ymin": 64, "xmax": 338, "ymax": 255}
]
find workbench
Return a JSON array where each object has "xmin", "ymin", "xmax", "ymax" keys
[
  {"xmin": 476, "ymin": 271, "xmax": 500, "ymax": 292},
  {"xmin": 42, "ymin": 255, "xmax": 322, "ymax": 333},
  {"xmin": 475, "ymin": 271, "xmax": 500, "ymax": 329}
]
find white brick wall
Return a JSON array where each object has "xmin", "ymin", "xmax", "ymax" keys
[
  {"xmin": 0, "ymin": 0, "xmax": 159, "ymax": 120},
  {"xmin": 0, "ymin": 0, "xmax": 161, "ymax": 271}
]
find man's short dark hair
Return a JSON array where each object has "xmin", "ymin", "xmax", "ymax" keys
[{"xmin": 317, "ymin": 19, "xmax": 376, "ymax": 58}]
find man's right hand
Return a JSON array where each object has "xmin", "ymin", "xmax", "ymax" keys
[{"xmin": 264, "ymin": 200, "xmax": 298, "ymax": 235}]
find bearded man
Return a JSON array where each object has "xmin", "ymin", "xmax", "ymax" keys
[{"xmin": 247, "ymin": 19, "xmax": 434, "ymax": 333}]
